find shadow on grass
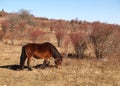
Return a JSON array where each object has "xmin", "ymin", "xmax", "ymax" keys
[
  {"xmin": 0, "ymin": 64, "xmax": 56, "ymax": 71},
  {"xmin": 0, "ymin": 64, "xmax": 25, "ymax": 71},
  {"xmin": 34, "ymin": 64, "xmax": 56, "ymax": 69}
]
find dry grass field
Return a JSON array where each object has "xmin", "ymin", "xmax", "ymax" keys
[{"xmin": 0, "ymin": 43, "xmax": 120, "ymax": 86}]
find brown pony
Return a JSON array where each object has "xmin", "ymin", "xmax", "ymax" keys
[{"xmin": 20, "ymin": 42, "xmax": 62, "ymax": 70}]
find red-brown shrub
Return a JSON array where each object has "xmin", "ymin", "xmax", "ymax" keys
[
  {"xmin": 70, "ymin": 32, "xmax": 86, "ymax": 58},
  {"xmin": 89, "ymin": 22, "xmax": 120, "ymax": 58},
  {"xmin": 55, "ymin": 21, "xmax": 66, "ymax": 47},
  {"xmin": 30, "ymin": 29, "xmax": 44, "ymax": 42},
  {"xmin": 0, "ymin": 20, "xmax": 9, "ymax": 41}
]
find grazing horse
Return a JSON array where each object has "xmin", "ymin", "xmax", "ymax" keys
[{"xmin": 20, "ymin": 42, "xmax": 62, "ymax": 70}]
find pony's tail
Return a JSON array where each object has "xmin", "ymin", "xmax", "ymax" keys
[{"xmin": 20, "ymin": 45, "xmax": 27, "ymax": 70}]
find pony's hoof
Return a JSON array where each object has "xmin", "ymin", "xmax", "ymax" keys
[
  {"xmin": 19, "ymin": 66, "xmax": 24, "ymax": 70},
  {"xmin": 40, "ymin": 66, "xmax": 45, "ymax": 69},
  {"xmin": 46, "ymin": 64, "xmax": 50, "ymax": 68},
  {"xmin": 28, "ymin": 68, "xmax": 33, "ymax": 71}
]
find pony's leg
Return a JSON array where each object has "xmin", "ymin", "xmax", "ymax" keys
[
  {"xmin": 46, "ymin": 60, "xmax": 50, "ymax": 67},
  {"xmin": 40, "ymin": 59, "xmax": 48, "ymax": 69},
  {"xmin": 27, "ymin": 57, "xmax": 32, "ymax": 71}
]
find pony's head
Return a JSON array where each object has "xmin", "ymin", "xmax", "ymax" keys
[
  {"xmin": 49, "ymin": 43, "xmax": 63, "ymax": 68},
  {"xmin": 55, "ymin": 57, "xmax": 62, "ymax": 68}
]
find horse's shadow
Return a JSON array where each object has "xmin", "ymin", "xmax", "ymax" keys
[
  {"xmin": 0, "ymin": 64, "xmax": 56, "ymax": 71},
  {"xmin": 0, "ymin": 64, "xmax": 25, "ymax": 71}
]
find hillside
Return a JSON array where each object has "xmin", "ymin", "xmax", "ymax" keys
[
  {"xmin": 0, "ymin": 10, "xmax": 120, "ymax": 58},
  {"xmin": 0, "ymin": 10, "xmax": 120, "ymax": 86}
]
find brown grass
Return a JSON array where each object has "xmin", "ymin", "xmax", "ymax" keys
[{"xmin": 0, "ymin": 43, "xmax": 120, "ymax": 86}]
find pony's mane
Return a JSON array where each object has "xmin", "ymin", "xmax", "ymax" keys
[{"xmin": 48, "ymin": 43, "xmax": 62, "ymax": 60}]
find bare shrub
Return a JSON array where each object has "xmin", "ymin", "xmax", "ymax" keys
[
  {"xmin": 49, "ymin": 21, "xmax": 56, "ymax": 32},
  {"xmin": 0, "ymin": 20, "xmax": 9, "ymax": 41},
  {"xmin": 105, "ymin": 25, "xmax": 120, "ymax": 58},
  {"xmin": 18, "ymin": 9, "xmax": 35, "ymax": 26},
  {"xmin": 30, "ymin": 29, "xmax": 44, "ymax": 43},
  {"xmin": 70, "ymin": 32, "xmax": 86, "ymax": 58},
  {"xmin": 62, "ymin": 37, "xmax": 71, "ymax": 57},
  {"xmin": 7, "ymin": 13, "xmax": 21, "ymax": 45},
  {"xmin": 89, "ymin": 22, "xmax": 120, "ymax": 59},
  {"xmin": 0, "ymin": 30, "xmax": 4, "ymax": 41},
  {"xmin": 5, "ymin": 9, "xmax": 36, "ymax": 45},
  {"xmin": 55, "ymin": 21, "xmax": 66, "ymax": 47}
]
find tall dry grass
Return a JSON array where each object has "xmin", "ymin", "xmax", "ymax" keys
[{"xmin": 0, "ymin": 44, "xmax": 120, "ymax": 86}]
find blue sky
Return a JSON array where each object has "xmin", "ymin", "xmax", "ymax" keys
[{"xmin": 0, "ymin": 0, "xmax": 120, "ymax": 24}]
